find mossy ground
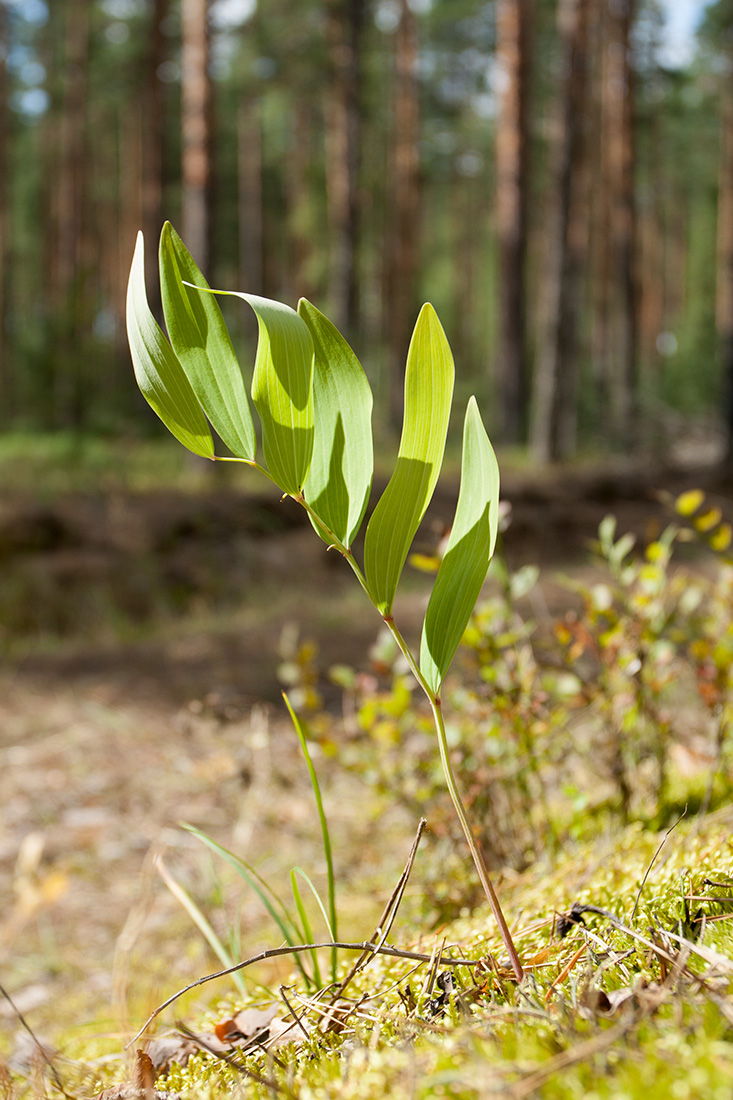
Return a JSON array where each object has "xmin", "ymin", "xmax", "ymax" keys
[{"xmin": 6, "ymin": 804, "xmax": 728, "ymax": 1099}]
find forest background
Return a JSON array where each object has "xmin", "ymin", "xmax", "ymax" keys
[{"xmin": 2, "ymin": 0, "xmax": 733, "ymax": 466}]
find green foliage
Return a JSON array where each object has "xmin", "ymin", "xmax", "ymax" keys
[
  {"xmin": 298, "ymin": 299, "xmax": 373, "ymax": 550},
  {"xmin": 126, "ymin": 233, "xmax": 214, "ymax": 459},
  {"xmin": 128, "ymin": 225, "xmax": 499, "ymax": 700},
  {"xmin": 364, "ymin": 303, "xmax": 454, "ymax": 615},
  {"xmin": 160, "ymin": 224, "xmax": 257, "ymax": 461},
  {"xmin": 126, "ymin": 223, "xmax": 519, "ymax": 974},
  {"xmin": 420, "ymin": 397, "xmax": 499, "ymax": 694}
]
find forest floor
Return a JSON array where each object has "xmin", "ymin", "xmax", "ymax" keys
[{"xmin": 1, "ymin": 448, "xmax": 733, "ymax": 1096}]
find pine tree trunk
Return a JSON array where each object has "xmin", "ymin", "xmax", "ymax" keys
[
  {"xmin": 386, "ymin": 0, "xmax": 420, "ymax": 429},
  {"xmin": 324, "ymin": 0, "xmax": 364, "ymax": 339},
  {"xmin": 495, "ymin": 0, "xmax": 532, "ymax": 445},
  {"xmin": 238, "ymin": 96, "xmax": 263, "ymax": 294},
  {"xmin": 287, "ymin": 102, "xmax": 314, "ymax": 302},
  {"xmin": 530, "ymin": 0, "xmax": 590, "ymax": 463},
  {"xmin": 0, "ymin": 0, "xmax": 10, "ymax": 421},
  {"xmin": 53, "ymin": 0, "xmax": 91, "ymax": 427},
  {"xmin": 717, "ymin": 62, "xmax": 733, "ymax": 468},
  {"xmin": 181, "ymin": 0, "xmax": 212, "ymax": 270},
  {"xmin": 597, "ymin": 0, "xmax": 638, "ymax": 450},
  {"xmin": 141, "ymin": 0, "xmax": 168, "ymax": 311}
]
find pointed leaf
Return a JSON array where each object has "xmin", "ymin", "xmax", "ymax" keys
[
  {"xmin": 159, "ymin": 222, "xmax": 256, "ymax": 459},
  {"xmin": 126, "ymin": 232, "xmax": 214, "ymax": 459},
  {"xmin": 298, "ymin": 300, "xmax": 373, "ymax": 548},
  {"xmin": 420, "ymin": 397, "xmax": 500, "ymax": 694},
  {"xmin": 364, "ymin": 304, "xmax": 455, "ymax": 614},
  {"xmin": 201, "ymin": 290, "xmax": 315, "ymax": 494}
]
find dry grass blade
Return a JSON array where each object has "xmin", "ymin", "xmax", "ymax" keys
[
  {"xmin": 331, "ymin": 817, "xmax": 427, "ymax": 1001},
  {"xmin": 0, "ymin": 981, "xmax": 71, "ymax": 1099}
]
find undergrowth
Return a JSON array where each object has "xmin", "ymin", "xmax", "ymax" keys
[{"xmin": 4, "ymin": 499, "xmax": 733, "ymax": 1098}]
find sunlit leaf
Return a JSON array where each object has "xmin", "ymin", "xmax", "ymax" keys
[
  {"xmin": 675, "ymin": 489, "xmax": 704, "ymax": 517},
  {"xmin": 200, "ymin": 290, "xmax": 315, "ymax": 494},
  {"xmin": 695, "ymin": 508, "xmax": 722, "ymax": 533},
  {"xmin": 420, "ymin": 397, "xmax": 499, "ymax": 694},
  {"xmin": 297, "ymin": 300, "xmax": 373, "ymax": 548},
  {"xmin": 126, "ymin": 232, "xmax": 214, "ymax": 459},
  {"xmin": 710, "ymin": 522, "xmax": 732, "ymax": 552},
  {"xmin": 364, "ymin": 304, "xmax": 455, "ymax": 614},
  {"xmin": 159, "ymin": 222, "xmax": 256, "ymax": 459}
]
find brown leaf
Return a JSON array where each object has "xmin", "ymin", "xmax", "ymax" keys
[{"xmin": 144, "ymin": 1036, "xmax": 196, "ymax": 1072}]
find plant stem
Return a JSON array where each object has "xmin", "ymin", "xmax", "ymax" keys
[
  {"xmin": 429, "ymin": 695, "xmax": 524, "ymax": 982},
  {"xmin": 292, "ymin": 497, "xmax": 523, "ymax": 981}
]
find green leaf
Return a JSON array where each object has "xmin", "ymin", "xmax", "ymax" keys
[
  {"xmin": 159, "ymin": 222, "xmax": 256, "ymax": 460},
  {"xmin": 297, "ymin": 299, "xmax": 373, "ymax": 549},
  {"xmin": 420, "ymin": 397, "xmax": 499, "ymax": 695},
  {"xmin": 201, "ymin": 290, "xmax": 315, "ymax": 494},
  {"xmin": 364, "ymin": 304, "xmax": 455, "ymax": 614},
  {"xmin": 284, "ymin": 691, "xmax": 338, "ymax": 983},
  {"xmin": 183, "ymin": 823, "xmax": 313, "ymax": 986},
  {"xmin": 290, "ymin": 869, "xmax": 322, "ymax": 987},
  {"xmin": 126, "ymin": 232, "xmax": 214, "ymax": 459}
]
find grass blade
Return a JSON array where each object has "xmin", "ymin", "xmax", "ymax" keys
[
  {"xmin": 156, "ymin": 856, "xmax": 247, "ymax": 997},
  {"xmin": 364, "ymin": 304, "xmax": 454, "ymax": 614},
  {"xmin": 290, "ymin": 869, "xmax": 322, "ymax": 988},
  {"xmin": 283, "ymin": 693, "xmax": 338, "ymax": 982},
  {"xmin": 126, "ymin": 232, "xmax": 214, "ymax": 459},
  {"xmin": 183, "ymin": 824, "xmax": 313, "ymax": 987}
]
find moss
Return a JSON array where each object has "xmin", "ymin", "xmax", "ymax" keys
[{"xmin": 138, "ymin": 809, "xmax": 733, "ymax": 1099}]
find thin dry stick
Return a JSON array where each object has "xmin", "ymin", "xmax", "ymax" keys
[
  {"xmin": 332, "ymin": 817, "xmax": 427, "ymax": 1001},
  {"xmin": 129, "ymin": 939, "xmax": 479, "ymax": 1045},
  {"xmin": 278, "ymin": 986, "xmax": 310, "ymax": 1040},
  {"xmin": 630, "ymin": 807, "xmax": 687, "ymax": 923},
  {"xmin": 174, "ymin": 1020, "xmax": 286, "ymax": 1088}
]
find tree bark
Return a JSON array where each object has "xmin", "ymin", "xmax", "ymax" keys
[
  {"xmin": 238, "ymin": 96, "xmax": 263, "ymax": 294},
  {"xmin": 717, "ymin": 58, "xmax": 733, "ymax": 468},
  {"xmin": 142, "ymin": 0, "xmax": 168, "ymax": 309},
  {"xmin": 530, "ymin": 0, "xmax": 591, "ymax": 463},
  {"xmin": 0, "ymin": 0, "xmax": 10, "ymax": 420},
  {"xmin": 597, "ymin": 0, "xmax": 638, "ymax": 450},
  {"xmin": 181, "ymin": 0, "xmax": 212, "ymax": 270},
  {"xmin": 324, "ymin": 0, "xmax": 365, "ymax": 339},
  {"xmin": 495, "ymin": 0, "xmax": 532, "ymax": 445},
  {"xmin": 386, "ymin": 0, "xmax": 420, "ymax": 429}
]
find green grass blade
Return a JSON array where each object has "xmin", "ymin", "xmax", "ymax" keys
[
  {"xmin": 291, "ymin": 867, "xmax": 335, "ymax": 942},
  {"xmin": 126, "ymin": 232, "xmax": 214, "ymax": 459},
  {"xmin": 420, "ymin": 397, "xmax": 500, "ymax": 695},
  {"xmin": 290, "ymin": 870, "xmax": 322, "ymax": 987},
  {"xmin": 183, "ymin": 824, "xmax": 312, "ymax": 986},
  {"xmin": 283, "ymin": 693, "xmax": 338, "ymax": 982},
  {"xmin": 156, "ymin": 856, "xmax": 247, "ymax": 997},
  {"xmin": 159, "ymin": 223, "xmax": 256, "ymax": 460},
  {"xmin": 364, "ymin": 304, "xmax": 455, "ymax": 614},
  {"xmin": 297, "ymin": 299, "xmax": 373, "ymax": 549}
]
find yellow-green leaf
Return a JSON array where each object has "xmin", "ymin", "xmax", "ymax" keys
[
  {"xmin": 420, "ymin": 397, "xmax": 499, "ymax": 694},
  {"xmin": 298, "ymin": 299, "xmax": 373, "ymax": 549},
  {"xmin": 126, "ymin": 232, "xmax": 214, "ymax": 460},
  {"xmin": 675, "ymin": 489, "xmax": 704, "ymax": 517},
  {"xmin": 159, "ymin": 222, "xmax": 256, "ymax": 459},
  {"xmin": 364, "ymin": 305, "xmax": 455, "ymax": 614}
]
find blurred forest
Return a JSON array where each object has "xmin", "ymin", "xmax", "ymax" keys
[{"xmin": 1, "ymin": 0, "xmax": 732, "ymax": 461}]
